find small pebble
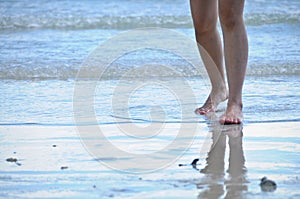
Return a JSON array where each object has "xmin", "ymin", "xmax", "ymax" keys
[
  {"xmin": 6, "ymin": 158, "xmax": 17, "ymax": 163},
  {"xmin": 191, "ymin": 158, "xmax": 200, "ymax": 170},
  {"xmin": 178, "ymin": 159, "xmax": 200, "ymax": 167},
  {"xmin": 191, "ymin": 158, "xmax": 199, "ymax": 166},
  {"xmin": 260, "ymin": 177, "xmax": 277, "ymax": 192},
  {"xmin": 60, "ymin": 166, "xmax": 68, "ymax": 170}
]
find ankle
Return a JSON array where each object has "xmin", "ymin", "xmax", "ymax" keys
[
  {"xmin": 227, "ymin": 101, "xmax": 243, "ymax": 109},
  {"xmin": 212, "ymin": 83, "xmax": 227, "ymax": 93}
]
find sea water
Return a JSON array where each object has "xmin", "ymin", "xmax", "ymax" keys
[
  {"xmin": 0, "ymin": 0, "xmax": 299, "ymax": 125},
  {"xmin": 1, "ymin": 1, "xmax": 300, "ymax": 198}
]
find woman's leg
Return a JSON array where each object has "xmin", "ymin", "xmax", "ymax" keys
[
  {"xmin": 190, "ymin": 0, "xmax": 228, "ymax": 115},
  {"xmin": 218, "ymin": 0, "xmax": 248, "ymax": 124}
]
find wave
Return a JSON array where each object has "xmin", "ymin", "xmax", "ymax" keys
[
  {"xmin": 0, "ymin": 65, "xmax": 78, "ymax": 80},
  {"xmin": 0, "ymin": 15, "xmax": 192, "ymax": 30},
  {"xmin": 0, "ymin": 63, "xmax": 299, "ymax": 80},
  {"xmin": 1, "ymin": 13, "xmax": 299, "ymax": 30},
  {"xmin": 245, "ymin": 13, "xmax": 300, "ymax": 26}
]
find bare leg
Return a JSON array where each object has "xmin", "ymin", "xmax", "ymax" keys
[
  {"xmin": 219, "ymin": 0, "xmax": 248, "ymax": 124},
  {"xmin": 190, "ymin": 0, "xmax": 228, "ymax": 115}
]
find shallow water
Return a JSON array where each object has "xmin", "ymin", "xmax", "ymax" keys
[{"xmin": 1, "ymin": 76, "xmax": 299, "ymax": 126}]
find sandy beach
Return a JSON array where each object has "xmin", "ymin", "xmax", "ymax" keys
[{"xmin": 1, "ymin": 121, "xmax": 299, "ymax": 199}]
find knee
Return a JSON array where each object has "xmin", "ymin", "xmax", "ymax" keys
[
  {"xmin": 193, "ymin": 17, "xmax": 217, "ymax": 40},
  {"xmin": 219, "ymin": 6, "xmax": 243, "ymax": 31}
]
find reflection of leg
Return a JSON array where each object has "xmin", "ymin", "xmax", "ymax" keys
[
  {"xmin": 198, "ymin": 130, "xmax": 226, "ymax": 199},
  {"xmin": 190, "ymin": 0, "xmax": 228, "ymax": 115},
  {"xmin": 225, "ymin": 125, "xmax": 247, "ymax": 198},
  {"xmin": 197, "ymin": 184, "xmax": 224, "ymax": 199},
  {"xmin": 227, "ymin": 126, "xmax": 246, "ymax": 180},
  {"xmin": 218, "ymin": 0, "xmax": 248, "ymax": 124},
  {"xmin": 201, "ymin": 131, "xmax": 226, "ymax": 176}
]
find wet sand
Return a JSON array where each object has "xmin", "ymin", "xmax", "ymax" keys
[{"xmin": 1, "ymin": 121, "xmax": 300, "ymax": 199}]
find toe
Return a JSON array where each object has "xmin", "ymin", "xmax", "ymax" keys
[
  {"xmin": 219, "ymin": 116, "xmax": 226, "ymax": 124},
  {"xmin": 219, "ymin": 115, "xmax": 242, "ymax": 124},
  {"xmin": 195, "ymin": 106, "xmax": 214, "ymax": 115},
  {"xmin": 225, "ymin": 118, "xmax": 234, "ymax": 124}
]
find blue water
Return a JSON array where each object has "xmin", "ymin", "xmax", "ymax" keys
[{"xmin": 0, "ymin": 0, "xmax": 299, "ymax": 125}]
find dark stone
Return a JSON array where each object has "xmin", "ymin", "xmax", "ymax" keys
[
  {"xmin": 60, "ymin": 166, "xmax": 68, "ymax": 170},
  {"xmin": 6, "ymin": 157, "xmax": 17, "ymax": 162},
  {"xmin": 260, "ymin": 177, "xmax": 277, "ymax": 192}
]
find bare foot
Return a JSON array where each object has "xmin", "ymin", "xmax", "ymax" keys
[
  {"xmin": 219, "ymin": 103, "xmax": 243, "ymax": 124},
  {"xmin": 195, "ymin": 90, "xmax": 228, "ymax": 115}
]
